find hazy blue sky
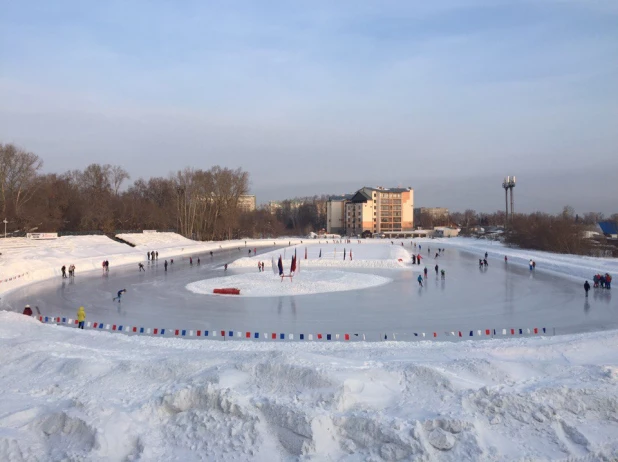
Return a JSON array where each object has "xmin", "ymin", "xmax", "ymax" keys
[{"xmin": 1, "ymin": 0, "xmax": 617, "ymax": 213}]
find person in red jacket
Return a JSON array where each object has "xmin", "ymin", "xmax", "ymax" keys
[{"xmin": 23, "ymin": 304, "xmax": 33, "ymax": 316}]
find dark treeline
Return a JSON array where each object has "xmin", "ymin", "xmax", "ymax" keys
[
  {"xmin": 1, "ymin": 143, "xmax": 252, "ymax": 240},
  {"xmin": 450, "ymin": 207, "xmax": 618, "ymax": 255}
]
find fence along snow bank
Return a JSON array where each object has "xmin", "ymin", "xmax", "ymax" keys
[{"xmin": 33, "ymin": 313, "xmax": 552, "ymax": 342}]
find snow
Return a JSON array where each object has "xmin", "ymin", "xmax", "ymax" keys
[
  {"xmin": 2, "ymin": 234, "xmax": 618, "ymax": 459},
  {"xmin": 186, "ymin": 270, "xmax": 392, "ymax": 297},
  {"xmin": 229, "ymin": 242, "xmax": 413, "ymax": 269},
  {"xmin": 1, "ymin": 311, "xmax": 617, "ymax": 461}
]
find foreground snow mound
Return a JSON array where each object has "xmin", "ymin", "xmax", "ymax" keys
[
  {"xmin": 1, "ymin": 311, "xmax": 618, "ymax": 461},
  {"xmin": 230, "ymin": 242, "xmax": 413, "ymax": 270},
  {"xmin": 186, "ymin": 270, "xmax": 392, "ymax": 297}
]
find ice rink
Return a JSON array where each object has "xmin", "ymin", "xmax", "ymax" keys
[{"xmin": 3, "ymin": 245, "xmax": 616, "ymax": 339}]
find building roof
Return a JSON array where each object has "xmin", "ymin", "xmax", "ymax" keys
[
  {"xmin": 598, "ymin": 221, "xmax": 618, "ymax": 235},
  {"xmin": 328, "ymin": 194, "xmax": 353, "ymax": 201},
  {"xmin": 362, "ymin": 186, "xmax": 412, "ymax": 193}
]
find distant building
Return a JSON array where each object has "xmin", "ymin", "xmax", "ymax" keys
[
  {"xmin": 326, "ymin": 194, "xmax": 351, "ymax": 234},
  {"xmin": 598, "ymin": 221, "xmax": 618, "ymax": 239},
  {"xmin": 327, "ymin": 186, "xmax": 414, "ymax": 236},
  {"xmin": 238, "ymin": 195, "xmax": 256, "ymax": 212},
  {"xmin": 414, "ymin": 207, "xmax": 449, "ymax": 227}
]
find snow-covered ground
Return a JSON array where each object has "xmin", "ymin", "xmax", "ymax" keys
[
  {"xmin": 229, "ymin": 242, "xmax": 413, "ymax": 270},
  {"xmin": 1, "ymin": 311, "xmax": 617, "ymax": 461},
  {"xmin": 2, "ymin": 234, "xmax": 618, "ymax": 460},
  {"xmin": 186, "ymin": 270, "xmax": 392, "ymax": 297}
]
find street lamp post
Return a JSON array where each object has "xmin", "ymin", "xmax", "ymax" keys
[{"xmin": 3, "ymin": 219, "xmax": 8, "ymax": 239}]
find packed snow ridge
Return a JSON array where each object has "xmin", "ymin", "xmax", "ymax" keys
[
  {"xmin": 186, "ymin": 270, "xmax": 392, "ymax": 297},
  {"xmin": 229, "ymin": 242, "xmax": 413, "ymax": 270},
  {"xmin": 1, "ymin": 312, "xmax": 617, "ymax": 461}
]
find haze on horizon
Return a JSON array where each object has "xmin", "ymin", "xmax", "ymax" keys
[{"xmin": 1, "ymin": 1, "xmax": 617, "ymax": 214}]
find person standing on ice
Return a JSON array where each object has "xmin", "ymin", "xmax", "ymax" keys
[
  {"xmin": 441, "ymin": 269, "xmax": 445, "ymax": 280},
  {"xmin": 417, "ymin": 274, "xmax": 423, "ymax": 287},
  {"xmin": 61, "ymin": 265, "xmax": 67, "ymax": 278},
  {"xmin": 258, "ymin": 261, "xmax": 262, "ymax": 272},
  {"xmin": 224, "ymin": 263, "xmax": 228, "ymax": 271},
  {"xmin": 189, "ymin": 257, "xmax": 193, "ymax": 265},
  {"xmin": 412, "ymin": 255, "xmax": 416, "ymax": 264},
  {"xmin": 424, "ymin": 267, "xmax": 428, "ymax": 278},
  {"xmin": 485, "ymin": 252, "xmax": 488, "ymax": 259},
  {"xmin": 584, "ymin": 280, "xmax": 591, "ymax": 296},
  {"xmin": 77, "ymin": 306, "xmax": 86, "ymax": 329},
  {"xmin": 164, "ymin": 260, "xmax": 168, "ymax": 271},
  {"xmin": 504, "ymin": 256, "xmax": 508, "ymax": 263},
  {"xmin": 417, "ymin": 254, "xmax": 421, "ymax": 265},
  {"xmin": 529, "ymin": 259, "xmax": 533, "ymax": 270},
  {"xmin": 435, "ymin": 264, "xmax": 439, "ymax": 275}
]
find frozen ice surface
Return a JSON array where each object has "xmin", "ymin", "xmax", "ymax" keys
[{"xmin": 3, "ymin": 242, "xmax": 616, "ymax": 339}]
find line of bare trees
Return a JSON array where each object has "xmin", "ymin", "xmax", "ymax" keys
[{"xmin": 0, "ymin": 143, "xmax": 253, "ymax": 240}]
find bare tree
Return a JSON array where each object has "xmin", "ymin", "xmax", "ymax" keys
[
  {"xmin": 110, "ymin": 165, "xmax": 130, "ymax": 195},
  {"xmin": 0, "ymin": 143, "xmax": 43, "ymax": 222}
]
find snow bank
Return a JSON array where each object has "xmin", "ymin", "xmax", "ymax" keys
[
  {"xmin": 1, "ymin": 311, "xmax": 617, "ymax": 461},
  {"xmin": 431, "ymin": 237, "xmax": 618, "ymax": 282},
  {"xmin": 186, "ymin": 270, "xmax": 392, "ymax": 297},
  {"xmin": 229, "ymin": 242, "xmax": 413, "ymax": 270}
]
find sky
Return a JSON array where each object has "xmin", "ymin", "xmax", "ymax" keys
[{"xmin": 1, "ymin": 0, "xmax": 617, "ymax": 214}]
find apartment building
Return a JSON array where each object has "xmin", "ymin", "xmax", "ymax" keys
[
  {"xmin": 327, "ymin": 186, "xmax": 414, "ymax": 236},
  {"xmin": 326, "ymin": 195, "xmax": 352, "ymax": 234},
  {"xmin": 238, "ymin": 195, "xmax": 256, "ymax": 212}
]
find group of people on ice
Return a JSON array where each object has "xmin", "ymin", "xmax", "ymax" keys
[
  {"xmin": 60, "ymin": 264, "xmax": 76, "ymax": 278},
  {"xmin": 257, "ymin": 261, "xmax": 266, "ymax": 272},
  {"xmin": 147, "ymin": 251, "xmax": 159, "ymax": 261},
  {"xmin": 590, "ymin": 273, "xmax": 612, "ymax": 290}
]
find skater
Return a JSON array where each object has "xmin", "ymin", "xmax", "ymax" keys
[
  {"xmin": 147, "ymin": 252, "xmax": 151, "ymax": 261},
  {"xmin": 254, "ymin": 248, "xmax": 257, "ymax": 255},
  {"xmin": 424, "ymin": 267, "xmax": 428, "ymax": 278},
  {"xmin": 210, "ymin": 251, "xmax": 213, "ymax": 257},
  {"xmin": 190, "ymin": 257, "xmax": 193, "ymax": 265},
  {"xmin": 105, "ymin": 260, "xmax": 109, "ymax": 272},
  {"xmin": 249, "ymin": 249, "xmax": 252, "ymax": 255},
  {"xmin": 412, "ymin": 255, "xmax": 416, "ymax": 264},
  {"xmin": 417, "ymin": 274, "xmax": 423, "ymax": 287},
  {"xmin": 61, "ymin": 265, "xmax": 67, "ymax": 278},
  {"xmin": 485, "ymin": 252, "xmax": 488, "ymax": 259},
  {"xmin": 164, "ymin": 260, "xmax": 168, "ymax": 271},
  {"xmin": 532, "ymin": 261, "xmax": 536, "ymax": 270},
  {"xmin": 479, "ymin": 259, "xmax": 483, "ymax": 268},
  {"xmin": 434, "ymin": 252, "xmax": 439, "ymax": 259},
  {"xmin": 258, "ymin": 261, "xmax": 262, "ymax": 272},
  {"xmin": 529, "ymin": 259, "xmax": 534, "ymax": 270},
  {"xmin": 417, "ymin": 254, "xmax": 421, "ymax": 265},
  {"xmin": 435, "ymin": 264, "xmax": 439, "ymax": 274},
  {"xmin": 113, "ymin": 289, "xmax": 127, "ymax": 302},
  {"xmin": 170, "ymin": 259, "xmax": 174, "ymax": 265},
  {"xmin": 441, "ymin": 269, "xmax": 445, "ymax": 280},
  {"xmin": 224, "ymin": 263, "xmax": 228, "ymax": 271},
  {"xmin": 77, "ymin": 306, "xmax": 86, "ymax": 329},
  {"xmin": 483, "ymin": 259, "xmax": 488, "ymax": 267},
  {"xmin": 504, "ymin": 256, "xmax": 508, "ymax": 263},
  {"xmin": 138, "ymin": 263, "xmax": 145, "ymax": 272},
  {"xmin": 606, "ymin": 273, "xmax": 612, "ymax": 289},
  {"xmin": 155, "ymin": 251, "xmax": 159, "ymax": 260},
  {"xmin": 261, "ymin": 262, "xmax": 265, "ymax": 272},
  {"xmin": 584, "ymin": 280, "xmax": 591, "ymax": 296},
  {"xmin": 197, "ymin": 258, "xmax": 200, "ymax": 265},
  {"xmin": 23, "ymin": 304, "xmax": 33, "ymax": 316}
]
